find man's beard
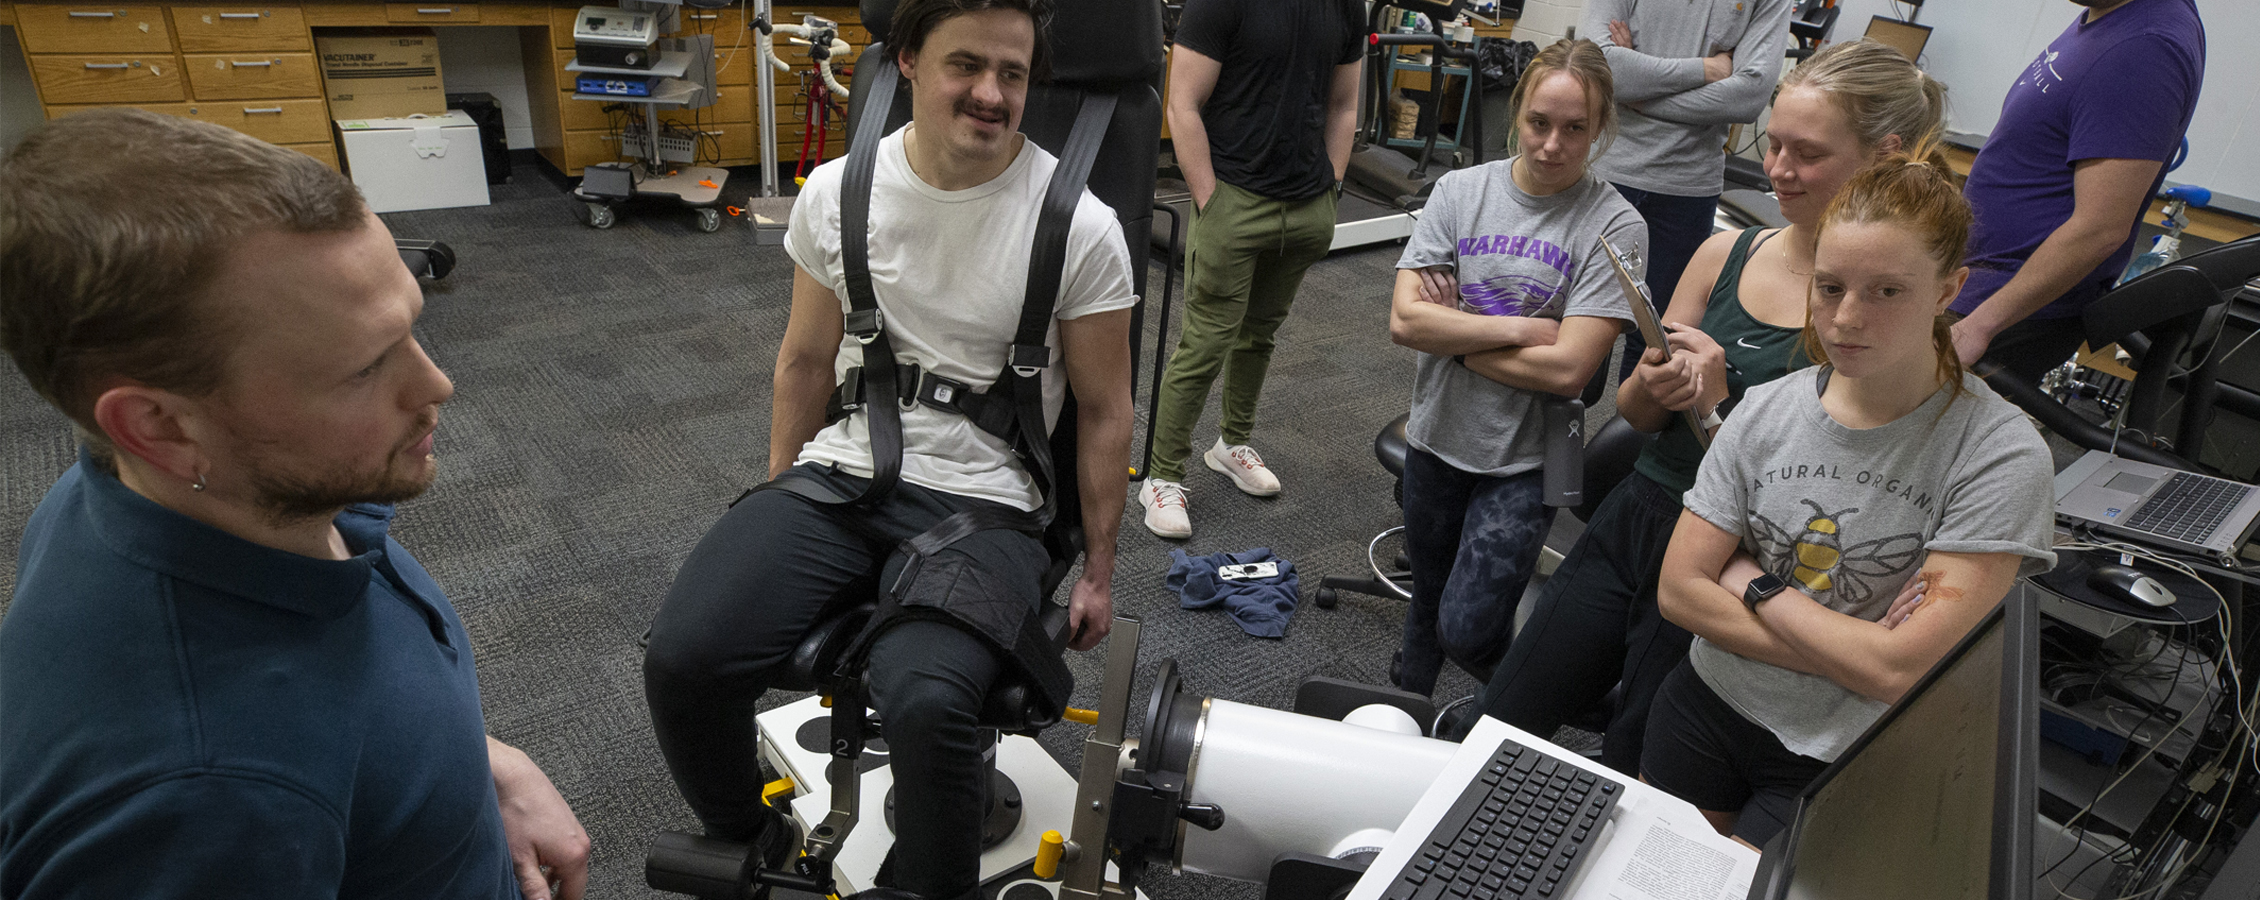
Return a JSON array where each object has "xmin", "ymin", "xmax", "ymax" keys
[
  {"xmin": 249, "ymin": 453, "xmax": 435, "ymax": 523},
  {"xmin": 230, "ymin": 413, "xmax": 439, "ymax": 524}
]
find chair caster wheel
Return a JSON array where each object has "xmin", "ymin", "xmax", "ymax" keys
[
  {"xmin": 696, "ymin": 207, "xmax": 721, "ymax": 233},
  {"xmin": 587, "ymin": 202, "xmax": 615, "ymax": 229},
  {"xmin": 1315, "ymin": 586, "xmax": 1338, "ymax": 609}
]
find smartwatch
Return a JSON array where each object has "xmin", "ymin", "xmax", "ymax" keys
[{"xmin": 1743, "ymin": 572, "xmax": 1787, "ymax": 611}]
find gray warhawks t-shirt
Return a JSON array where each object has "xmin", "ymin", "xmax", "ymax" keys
[
  {"xmin": 1682, "ymin": 367, "xmax": 2057, "ymax": 761},
  {"xmin": 1394, "ymin": 160, "xmax": 1646, "ymax": 477}
]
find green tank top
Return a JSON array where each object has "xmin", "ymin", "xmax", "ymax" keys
[{"xmin": 1632, "ymin": 227, "xmax": 1812, "ymax": 496}]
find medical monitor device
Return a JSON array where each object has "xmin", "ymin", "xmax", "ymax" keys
[
  {"xmin": 1744, "ymin": 596, "xmax": 2039, "ymax": 900},
  {"xmin": 1863, "ymin": 16, "xmax": 1932, "ymax": 62}
]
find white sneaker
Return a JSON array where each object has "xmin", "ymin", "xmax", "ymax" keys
[
  {"xmin": 1203, "ymin": 438, "xmax": 1282, "ymax": 497},
  {"xmin": 1139, "ymin": 479, "xmax": 1192, "ymax": 539}
]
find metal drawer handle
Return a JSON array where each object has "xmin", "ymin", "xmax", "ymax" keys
[
  {"xmin": 690, "ymin": 12, "xmax": 717, "ymax": 18},
  {"xmin": 702, "ymin": 130, "xmax": 726, "ymax": 136},
  {"xmin": 218, "ymin": 12, "xmax": 263, "ymax": 19},
  {"xmin": 67, "ymin": 11, "xmax": 117, "ymax": 18},
  {"xmin": 83, "ymin": 62, "xmax": 133, "ymax": 69},
  {"xmin": 243, "ymin": 107, "xmax": 284, "ymax": 114},
  {"xmin": 230, "ymin": 59, "xmax": 275, "ymax": 68},
  {"xmin": 416, "ymin": 7, "xmax": 456, "ymax": 13}
]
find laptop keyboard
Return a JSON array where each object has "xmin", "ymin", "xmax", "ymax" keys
[
  {"xmin": 2125, "ymin": 473, "xmax": 2252, "ymax": 545},
  {"xmin": 1381, "ymin": 738, "xmax": 1623, "ymax": 900}
]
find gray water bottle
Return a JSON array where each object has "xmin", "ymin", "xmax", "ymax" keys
[{"xmin": 1542, "ymin": 397, "xmax": 1585, "ymax": 508}]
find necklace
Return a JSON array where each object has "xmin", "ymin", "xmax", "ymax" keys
[{"xmin": 1776, "ymin": 237, "xmax": 1814, "ymax": 276}]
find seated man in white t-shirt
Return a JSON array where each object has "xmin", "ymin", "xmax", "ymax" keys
[{"xmin": 640, "ymin": 1, "xmax": 1136, "ymax": 898}]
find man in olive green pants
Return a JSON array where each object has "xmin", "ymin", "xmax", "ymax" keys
[{"xmin": 1141, "ymin": 0, "xmax": 1364, "ymax": 539}]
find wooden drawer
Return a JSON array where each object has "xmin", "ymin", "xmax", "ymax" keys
[
  {"xmin": 558, "ymin": 94, "xmax": 627, "ymax": 132},
  {"xmin": 708, "ymin": 43, "xmax": 751, "ymax": 86},
  {"xmin": 775, "ymin": 7, "xmax": 858, "ymax": 26},
  {"xmin": 14, "ymin": 3, "xmax": 174, "ymax": 54},
  {"xmin": 184, "ymin": 51, "xmax": 317, "ymax": 99},
  {"xmin": 385, "ymin": 2, "xmax": 474, "ymax": 24},
  {"xmin": 173, "ymin": 6, "xmax": 309, "ymax": 52},
  {"xmin": 563, "ymin": 127, "xmax": 625, "ymax": 171},
  {"xmin": 476, "ymin": 1, "xmax": 543, "ymax": 26},
  {"xmin": 282, "ymin": 139, "xmax": 339, "ymax": 170},
  {"xmin": 658, "ymin": 87, "xmax": 750, "ymax": 125},
  {"xmin": 676, "ymin": 120, "xmax": 752, "ymax": 161},
  {"xmin": 189, "ymin": 96, "xmax": 328, "ymax": 142},
  {"xmin": 44, "ymin": 100, "xmax": 195, "ymax": 119},
  {"xmin": 677, "ymin": 5, "xmax": 743, "ymax": 37},
  {"xmin": 301, "ymin": 2, "xmax": 382, "ymax": 26},
  {"xmin": 31, "ymin": 54, "xmax": 186, "ymax": 103}
]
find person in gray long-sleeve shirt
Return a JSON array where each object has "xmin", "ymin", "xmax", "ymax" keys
[{"xmin": 1582, "ymin": 0, "xmax": 1795, "ymax": 378}]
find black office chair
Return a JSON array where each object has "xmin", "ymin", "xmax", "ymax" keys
[
  {"xmin": 1984, "ymin": 235, "xmax": 2260, "ymax": 474},
  {"xmin": 643, "ymin": 1, "xmax": 1164, "ymax": 895}
]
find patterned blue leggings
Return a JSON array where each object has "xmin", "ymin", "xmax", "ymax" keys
[{"xmin": 1396, "ymin": 447, "xmax": 1554, "ymax": 696}]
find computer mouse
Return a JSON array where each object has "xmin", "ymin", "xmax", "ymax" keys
[{"xmin": 2086, "ymin": 563, "xmax": 2177, "ymax": 608}]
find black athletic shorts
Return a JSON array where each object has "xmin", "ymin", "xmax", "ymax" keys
[{"xmin": 1640, "ymin": 660, "xmax": 1831, "ymax": 846}]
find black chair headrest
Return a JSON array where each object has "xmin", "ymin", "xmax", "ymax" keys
[{"xmin": 862, "ymin": 0, "xmax": 1162, "ymax": 87}]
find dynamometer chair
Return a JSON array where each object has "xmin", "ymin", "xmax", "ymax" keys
[
  {"xmin": 643, "ymin": 1, "xmax": 1163, "ymax": 896},
  {"xmin": 1983, "ymin": 235, "xmax": 2260, "ymax": 474}
]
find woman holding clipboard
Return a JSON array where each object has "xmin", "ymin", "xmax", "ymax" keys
[{"xmin": 1457, "ymin": 41, "xmax": 1949, "ymax": 769}]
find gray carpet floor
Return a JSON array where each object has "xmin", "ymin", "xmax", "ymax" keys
[{"xmin": 0, "ymin": 169, "xmax": 1602, "ymax": 898}]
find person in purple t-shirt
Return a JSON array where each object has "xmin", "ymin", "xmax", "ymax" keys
[{"xmin": 1948, "ymin": 0, "xmax": 2204, "ymax": 383}]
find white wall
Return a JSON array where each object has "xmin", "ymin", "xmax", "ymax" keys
[
  {"xmin": 1518, "ymin": 0, "xmax": 2255, "ymax": 204},
  {"xmin": 1511, "ymin": 0, "xmax": 1588, "ymax": 46},
  {"xmin": 1813, "ymin": 0, "xmax": 2256, "ymax": 203},
  {"xmin": 434, "ymin": 26, "xmax": 537, "ymax": 150},
  {"xmin": 0, "ymin": 27, "xmax": 44, "ymax": 153}
]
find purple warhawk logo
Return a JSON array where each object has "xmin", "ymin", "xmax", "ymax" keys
[{"xmin": 1461, "ymin": 273, "xmax": 1563, "ymax": 317}]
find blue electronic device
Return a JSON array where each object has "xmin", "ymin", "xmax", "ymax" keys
[{"xmin": 577, "ymin": 76, "xmax": 654, "ymax": 96}]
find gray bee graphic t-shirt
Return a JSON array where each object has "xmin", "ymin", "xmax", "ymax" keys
[
  {"xmin": 1682, "ymin": 367, "xmax": 2057, "ymax": 761},
  {"xmin": 1395, "ymin": 159, "xmax": 1647, "ymax": 476}
]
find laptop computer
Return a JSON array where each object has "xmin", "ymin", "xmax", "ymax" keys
[
  {"xmin": 1862, "ymin": 16, "xmax": 1931, "ymax": 62},
  {"xmin": 2055, "ymin": 450, "xmax": 2260, "ymax": 560}
]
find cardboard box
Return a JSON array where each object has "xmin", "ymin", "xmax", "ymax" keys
[
  {"xmin": 318, "ymin": 29, "xmax": 446, "ymax": 120},
  {"xmin": 336, "ymin": 111, "xmax": 489, "ymax": 214}
]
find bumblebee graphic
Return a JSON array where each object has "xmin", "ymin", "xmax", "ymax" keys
[{"xmin": 1750, "ymin": 500, "xmax": 1925, "ymax": 606}]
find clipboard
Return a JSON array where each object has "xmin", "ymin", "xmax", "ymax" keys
[{"xmin": 1601, "ymin": 235, "xmax": 1712, "ymax": 449}]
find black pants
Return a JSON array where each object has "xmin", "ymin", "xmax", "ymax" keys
[
  {"xmin": 1980, "ymin": 313, "xmax": 2090, "ymax": 385},
  {"xmin": 1460, "ymin": 471, "xmax": 1693, "ymax": 774},
  {"xmin": 1397, "ymin": 447, "xmax": 1553, "ymax": 695},
  {"xmin": 1641, "ymin": 661, "xmax": 1829, "ymax": 846},
  {"xmin": 643, "ymin": 465, "xmax": 1048, "ymax": 899}
]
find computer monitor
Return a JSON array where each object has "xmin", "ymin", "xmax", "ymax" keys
[
  {"xmin": 1745, "ymin": 594, "xmax": 2040, "ymax": 900},
  {"xmin": 1864, "ymin": 16, "xmax": 1933, "ymax": 62}
]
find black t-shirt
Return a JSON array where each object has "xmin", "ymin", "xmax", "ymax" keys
[{"xmin": 1175, "ymin": 0, "xmax": 1365, "ymax": 200}]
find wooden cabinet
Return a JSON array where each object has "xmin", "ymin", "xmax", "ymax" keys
[
  {"xmin": 532, "ymin": 3, "xmax": 860, "ymax": 175},
  {"xmin": 8, "ymin": 1, "xmax": 868, "ymax": 178},
  {"xmin": 172, "ymin": 6, "xmax": 310, "ymax": 52},
  {"xmin": 182, "ymin": 51, "xmax": 319, "ymax": 98},
  {"xmin": 187, "ymin": 96, "xmax": 329, "ymax": 142},
  {"xmin": 14, "ymin": 3, "xmax": 176, "ymax": 54},
  {"xmin": 13, "ymin": 0, "xmax": 334, "ymax": 169},
  {"xmin": 30, "ymin": 54, "xmax": 185, "ymax": 103},
  {"xmin": 384, "ymin": 2, "xmax": 476, "ymax": 24}
]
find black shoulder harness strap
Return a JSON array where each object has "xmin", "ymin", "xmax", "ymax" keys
[{"xmin": 760, "ymin": 66, "xmax": 1117, "ymax": 582}]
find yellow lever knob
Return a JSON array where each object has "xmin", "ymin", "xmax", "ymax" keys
[{"xmin": 1033, "ymin": 829, "xmax": 1065, "ymax": 879}]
